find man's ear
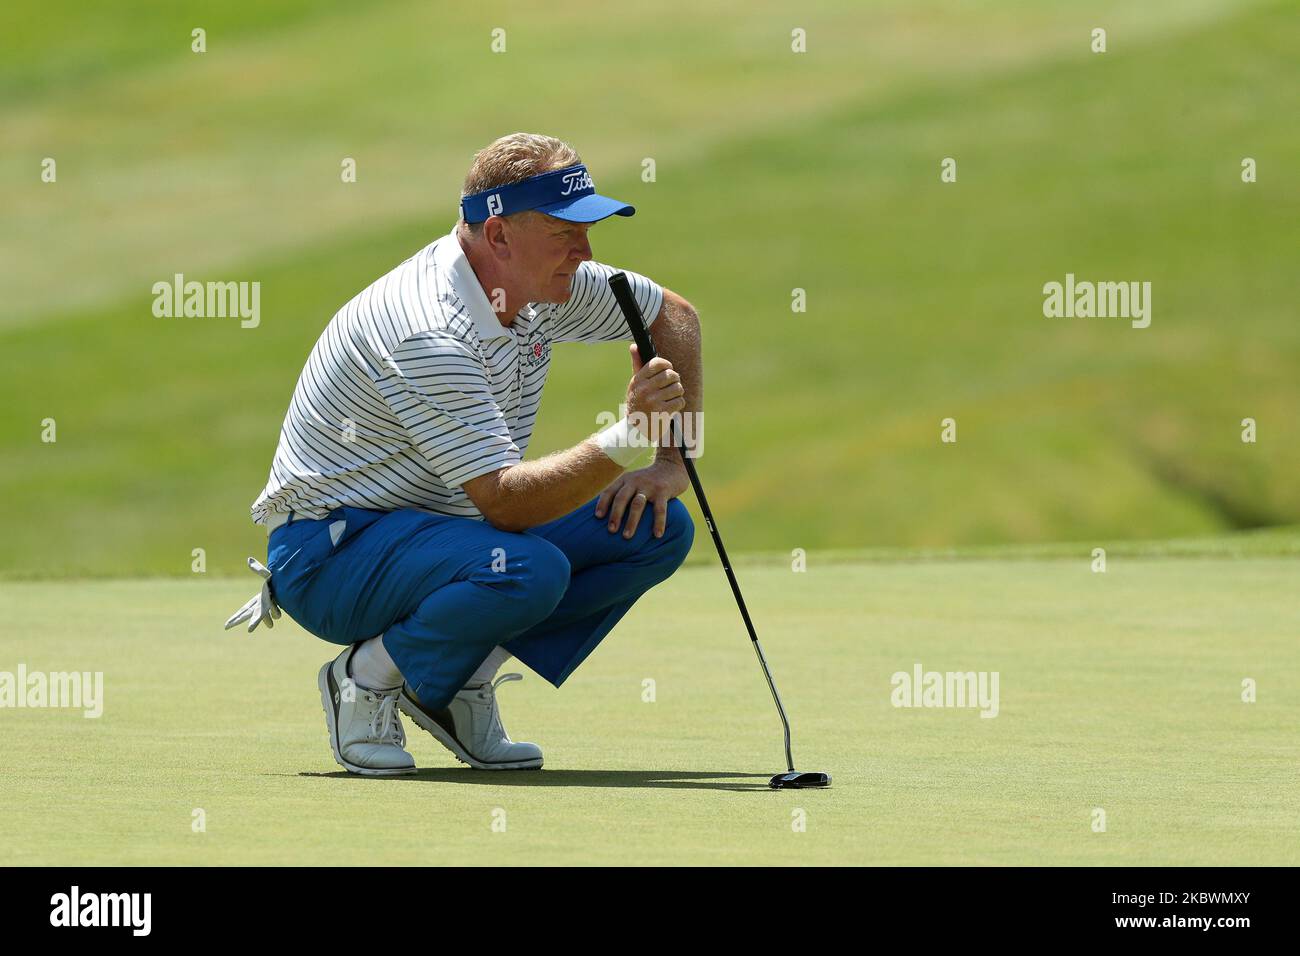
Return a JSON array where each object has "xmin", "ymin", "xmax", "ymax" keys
[{"xmin": 482, "ymin": 216, "xmax": 511, "ymax": 260}]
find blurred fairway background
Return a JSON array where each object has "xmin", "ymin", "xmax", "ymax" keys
[{"xmin": 2, "ymin": 0, "xmax": 1298, "ymax": 577}]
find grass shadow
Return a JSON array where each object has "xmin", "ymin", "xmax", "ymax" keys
[{"xmin": 288, "ymin": 768, "xmax": 774, "ymax": 791}]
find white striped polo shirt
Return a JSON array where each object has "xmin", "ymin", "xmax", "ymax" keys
[{"xmin": 250, "ymin": 228, "xmax": 664, "ymax": 525}]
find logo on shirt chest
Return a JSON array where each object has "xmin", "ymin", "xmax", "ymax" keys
[{"xmin": 521, "ymin": 329, "xmax": 551, "ymax": 368}]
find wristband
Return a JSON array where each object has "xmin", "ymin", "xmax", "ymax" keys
[{"xmin": 594, "ymin": 417, "xmax": 645, "ymax": 467}]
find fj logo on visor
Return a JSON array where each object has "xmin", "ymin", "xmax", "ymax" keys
[{"xmin": 486, "ymin": 194, "xmax": 503, "ymax": 215}]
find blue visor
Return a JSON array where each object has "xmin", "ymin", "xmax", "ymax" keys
[{"xmin": 460, "ymin": 164, "xmax": 635, "ymax": 224}]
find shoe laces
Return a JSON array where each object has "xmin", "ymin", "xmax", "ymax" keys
[
  {"xmin": 367, "ymin": 689, "xmax": 403, "ymax": 745},
  {"xmin": 472, "ymin": 673, "xmax": 522, "ymax": 740}
]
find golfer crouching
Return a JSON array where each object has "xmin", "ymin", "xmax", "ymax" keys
[{"xmin": 223, "ymin": 132, "xmax": 701, "ymax": 775}]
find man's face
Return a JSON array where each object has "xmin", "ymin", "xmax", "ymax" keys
[{"xmin": 506, "ymin": 214, "xmax": 594, "ymax": 303}]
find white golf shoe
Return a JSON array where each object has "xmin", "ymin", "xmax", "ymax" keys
[
  {"xmin": 317, "ymin": 646, "xmax": 416, "ymax": 776},
  {"xmin": 398, "ymin": 673, "xmax": 543, "ymax": 770}
]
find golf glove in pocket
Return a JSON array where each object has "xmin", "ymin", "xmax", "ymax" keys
[{"xmin": 223, "ymin": 557, "xmax": 281, "ymax": 633}]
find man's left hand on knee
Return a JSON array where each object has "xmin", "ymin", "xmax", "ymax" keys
[{"xmin": 594, "ymin": 459, "xmax": 689, "ymax": 539}]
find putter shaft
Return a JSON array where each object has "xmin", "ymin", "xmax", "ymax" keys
[
  {"xmin": 680, "ymin": 451, "xmax": 795, "ymax": 774},
  {"xmin": 607, "ymin": 273, "xmax": 797, "ymax": 774}
]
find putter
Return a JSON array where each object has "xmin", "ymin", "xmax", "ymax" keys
[{"xmin": 607, "ymin": 273, "xmax": 831, "ymax": 791}]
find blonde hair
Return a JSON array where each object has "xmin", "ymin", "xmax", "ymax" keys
[{"xmin": 458, "ymin": 133, "xmax": 581, "ymax": 235}]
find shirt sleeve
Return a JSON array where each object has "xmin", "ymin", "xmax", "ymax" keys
[
  {"xmin": 549, "ymin": 260, "xmax": 664, "ymax": 344},
  {"xmin": 382, "ymin": 330, "xmax": 521, "ymax": 488}
]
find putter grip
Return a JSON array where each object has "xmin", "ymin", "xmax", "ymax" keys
[{"xmin": 607, "ymin": 272, "xmax": 658, "ymax": 362}]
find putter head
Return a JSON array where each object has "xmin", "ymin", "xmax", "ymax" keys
[{"xmin": 769, "ymin": 770, "xmax": 832, "ymax": 790}]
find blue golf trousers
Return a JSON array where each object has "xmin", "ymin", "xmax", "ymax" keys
[{"xmin": 265, "ymin": 496, "xmax": 694, "ymax": 709}]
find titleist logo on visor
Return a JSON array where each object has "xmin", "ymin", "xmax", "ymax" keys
[{"xmin": 560, "ymin": 169, "xmax": 593, "ymax": 195}]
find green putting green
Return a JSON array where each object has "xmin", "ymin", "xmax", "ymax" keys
[{"xmin": 2, "ymin": 545, "xmax": 1295, "ymax": 865}]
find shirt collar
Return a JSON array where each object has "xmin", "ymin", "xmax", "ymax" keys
[{"xmin": 438, "ymin": 229, "xmax": 536, "ymax": 340}]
